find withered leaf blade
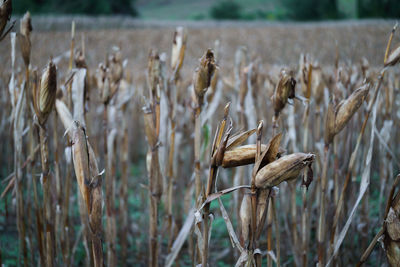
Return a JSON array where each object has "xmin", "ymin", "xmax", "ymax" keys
[
  {"xmin": 226, "ymin": 128, "xmax": 257, "ymax": 151},
  {"xmin": 55, "ymin": 99, "xmax": 73, "ymax": 134},
  {"xmin": 215, "ymin": 120, "xmax": 233, "ymax": 166},
  {"xmin": 198, "ymin": 185, "xmax": 251, "ymax": 212},
  {"xmin": 264, "ymin": 132, "xmax": 283, "ymax": 164},
  {"xmin": 385, "ymin": 44, "xmax": 400, "ymax": 67}
]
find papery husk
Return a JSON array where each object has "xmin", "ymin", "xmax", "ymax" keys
[
  {"xmin": 272, "ymin": 70, "xmax": 296, "ymax": 116},
  {"xmin": 222, "ymin": 144, "xmax": 267, "ymax": 168},
  {"xmin": 70, "ymin": 121, "xmax": 103, "ymax": 267},
  {"xmin": 171, "ymin": 26, "xmax": 187, "ymax": 72},
  {"xmin": 75, "ymin": 49, "xmax": 87, "ymax": 69},
  {"xmin": 311, "ymin": 66, "xmax": 325, "ymax": 106},
  {"xmin": 110, "ymin": 49, "xmax": 123, "ymax": 84},
  {"xmin": 207, "ymin": 67, "xmax": 219, "ymax": 103},
  {"xmin": 335, "ymin": 84, "xmax": 369, "ymax": 134},
  {"xmin": 193, "ymin": 49, "xmax": 217, "ymax": 107},
  {"xmin": 148, "ymin": 50, "xmax": 160, "ymax": 99},
  {"xmin": 37, "ymin": 60, "xmax": 57, "ymax": 125},
  {"xmin": 240, "ymin": 194, "xmax": 252, "ymax": 245},
  {"xmin": 255, "ymin": 153, "xmax": 315, "ymax": 188},
  {"xmin": 19, "ymin": 11, "xmax": 32, "ymax": 67},
  {"xmin": 324, "ymin": 101, "xmax": 336, "ymax": 145},
  {"xmin": 387, "ymin": 208, "xmax": 400, "ymax": 241},
  {"xmin": 239, "ymin": 66, "xmax": 249, "ymax": 107},
  {"xmin": 256, "ymin": 189, "xmax": 269, "ymax": 228},
  {"xmin": 71, "ymin": 121, "xmax": 91, "ymax": 211},
  {"xmin": 97, "ymin": 64, "xmax": 112, "ymax": 104},
  {"xmin": 324, "ymin": 84, "xmax": 369, "ymax": 145},
  {"xmin": 386, "ymin": 240, "xmax": 400, "ymax": 267},
  {"xmin": 102, "ymin": 77, "xmax": 111, "ymax": 104},
  {"xmin": 55, "ymin": 99, "xmax": 73, "ymax": 131},
  {"xmin": 0, "ymin": 0, "xmax": 12, "ymax": 37},
  {"xmin": 143, "ymin": 108, "xmax": 157, "ymax": 148},
  {"xmin": 385, "ymin": 44, "xmax": 400, "ymax": 67}
]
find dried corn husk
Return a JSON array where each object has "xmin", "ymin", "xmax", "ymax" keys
[
  {"xmin": 255, "ymin": 153, "xmax": 315, "ymax": 188},
  {"xmin": 0, "ymin": 0, "xmax": 12, "ymax": 37},
  {"xmin": 272, "ymin": 70, "xmax": 296, "ymax": 116},
  {"xmin": 148, "ymin": 50, "xmax": 160, "ymax": 100},
  {"xmin": 222, "ymin": 144, "xmax": 267, "ymax": 168},
  {"xmin": 385, "ymin": 44, "xmax": 400, "ymax": 67},
  {"xmin": 240, "ymin": 194, "xmax": 251, "ymax": 245},
  {"xmin": 193, "ymin": 49, "xmax": 217, "ymax": 107},
  {"xmin": 171, "ymin": 26, "xmax": 187, "ymax": 73},
  {"xmin": 36, "ymin": 60, "xmax": 57, "ymax": 125},
  {"xmin": 19, "ymin": 11, "xmax": 31, "ymax": 67},
  {"xmin": 324, "ymin": 84, "xmax": 369, "ymax": 144}
]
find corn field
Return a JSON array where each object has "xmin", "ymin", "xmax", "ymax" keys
[{"xmin": 1, "ymin": 4, "xmax": 400, "ymax": 267}]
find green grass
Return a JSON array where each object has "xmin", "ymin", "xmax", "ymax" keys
[
  {"xmin": 137, "ymin": 0, "xmax": 279, "ymax": 20},
  {"xmin": 136, "ymin": 0, "xmax": 358, "ymax": 20}
]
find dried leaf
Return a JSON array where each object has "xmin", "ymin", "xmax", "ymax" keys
[
  {"xmin": 226, "ymin": 128, "xmax": 256, "ymax": 150},
  {"xmin": 198, "ymin": 185, "xmax": 250, "ymax": 212}
]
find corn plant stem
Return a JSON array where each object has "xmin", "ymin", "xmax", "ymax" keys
[
  {"xmin": 149, "ymin": 150, "xmax": 160, "ymax": 267},
  {"xmin": 166, "ymin": 79, "xmax": 177, "ymax": 251},
  {"xmin": 68, "ymin": 21, "xmax": 75, "ymax": 71},
  {"xmin": 103, "ymin": 103, "xmax": 110, "ymax": 265},
  {"xmin": 316, "ymin": 107, "xmax": 321, "ymax": 141},
  {"xmin": 32, "ymin": 156, "xmax": 46, "ymax": 264},
  {"xmin": 356, "ymin": 227, "xmax": 384, "ymax": 267},
  {"xmin": 65, "ymin": 25, "xmax": 74, "ymax": 264},
  {"xmin": 39, "ymin": 125, "xmax": 55, "ymax": 267},
  {"xmin": 202, "ymin": 164, "xmax": 219, "ymax": 266},
  {"xmin": 193, "ymin": 105, "xmax": 202, "ymax": 262},
  {"xmin": 167, "ymin": 119, "xmax": 176, "ymax": 251},
  {"xmin": 63, "ymin": 163, "xmax": 71, "ymax": 266},
  {"xmin": 272, "ymin": 197, "xmax": 280, "ymax": 267},
  {"xmin": 267, "ymin": 200, "xmax": 273, "ymax": 267},
  {"xmin": 120, "ymin": 117, "xmax": 129, "ymax": 265},
  {"xmin": 21, "ymin": 68, "xmax": 30, "ymax": 266},
  {"xmin": 64, "ymin": 81, "xmax": 73, "ymax": 267},
  {"xmin": 14, "ymin": 90, "xmax": 26, "ymax": 267},
  {"xmin": 202, "ymin": 200, "xmax": 211, "ymax": 267},
  {"xmin": 77, "ymin": 188, "xmax": 92, "ymax": 267},
  {"xmin": 301, "ymin": 186, "xmax": 307, "ymax": 267},
  {"xmin": 195, "ymin": 107, "xmax": 202, "ymax": 205},
  {"xmin": 330, "ymin": 70, "xmax": 385, "ymax": 251},
  {"xmin": 52, "ymin": 112, "xmax": 62, "ymax": 264},
  {"xmin": 104, "ymin": 104, "xmax": 117, "ymax": 267},
  {"xmin": 290, "ymin": 183, "xmax": 298, "ymax": 258},
  {"xmin": 252, "ymin": 123, "xmax": 263, "ymax": 266},
  {"xmin": 317, "ymin": 144, "xmax": 330, "ymax": 267}
]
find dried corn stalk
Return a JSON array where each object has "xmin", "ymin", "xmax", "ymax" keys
[
  {"xmin": 71, "ymin": 121, "xmax": 103, "ymax": 267},
  {"xmin": 0, "ymin": 0, "xmax": 12, "ymax": 40}
]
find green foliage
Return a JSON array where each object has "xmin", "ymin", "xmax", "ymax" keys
[
  {"xmin": 12, "ymin": 0, "xmax": 138, "ymax": 15},
  {"xmin": 357, "ymin": 0, "xmax": 400, "ymax": 18},
  {"xmin": 210, "ymin": 0, "xmax": 242, "ymax": 20},
  {"xmin": 282, "ymin": 0, "xmax": 342, "ymax": 21}
]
